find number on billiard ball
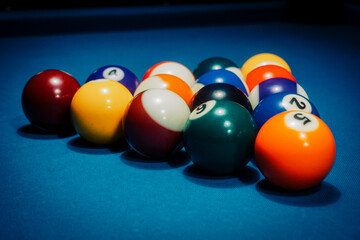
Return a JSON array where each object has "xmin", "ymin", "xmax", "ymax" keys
[
  {"xmin": 255, "ymin": 111, "xmax": 336, "ymax": 190},
  {"xmin": 252, "ymin": 92, "xmax": 320, "ymax": 129},
  {"xmin": 184, "ymin": 100, "xmax": 257, "ymax": 175},
  {"xmin": 189, "ymin": 83, "xmax": 252, "ymax": 113},
  {"xmin": 248, "ymin": 77, "xmax": 308, "ymax": 109},
  {"xmin": 86, "ymin": 65, "xmax": 140, "ymax": 95}
]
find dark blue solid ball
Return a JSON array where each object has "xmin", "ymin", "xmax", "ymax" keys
[
  {"xmin": 194, "ymin": 69, "xmax": 248, "ymax": 96},
  {"xmin": 86, "ymin": 65, "xmax": 140, "ymax": 94}
]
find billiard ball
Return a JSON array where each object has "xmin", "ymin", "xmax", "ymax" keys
[
  {"xmin": 193, "ymin": 57, "xmax": 238, "ymax": 79},
  {"xmin": 134, "ymin": 74, "xmax": 193, "ymax": 105},
  {"xmin": 255, "ymin": 111, "xmax": 336, "ymax": 190},
  {"xmin": 124, "ymin": 88, "xmax": 190, "ymax": 158},
  {"xmin": 21, "ymin": 69, "xmax": 80, "ymax": 132},
  {"xmin": 184, "ymin": 100, "xmax": 257, "ymax": 175},
  {"xmin": 189, "ymin": 83, "xmax": 253, "ymax": 113},
  {"xmin": 191, "ymin": 69, "xmax": 249, "ymax": 95},
  {"xmin": 143, "ymin": 61, "xmax": 195, "ymax": 87},
  {"xmin": 245, "ymin": 65, "xmax": 296, "ymax": 92},
  {"xmin": 248, "ymin": 77, "xmax": 308, "ymax": 109},
  {"xmin": 241, "ymin": 53, "xmax": 291, "ymax": 78},
  {"xmin": 70, "ymin": 79, "xmax": 133, "ymax": 145},
  {"xmin": 252, "ymin": 92, "xmax": 320, "ymax": 129},
  {"xmin": 86, "ymin": 65, "xmax": 140, "ymax": 95},
  {"xmin": 225, "ymin": 67, "xmax": 245, "ymax": 82}
]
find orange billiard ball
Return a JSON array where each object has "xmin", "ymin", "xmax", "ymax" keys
[
  {"xmin": 255, "ymin": 111, "xmax": 336, "ymax": 191},
  {"xmin": 142, "ymin": 61, "xmax": 196, "ymax": 87},
  {"xmin": 134, "ymin": 74, "xmax": 194, "ymax": 106},
  {"xmin": 70, "ymin": 79, "xmax": 133, "ymax": 145},
  {"xmin": 245, "ymin": 65, "xmax": 296, "ymax": 92}
]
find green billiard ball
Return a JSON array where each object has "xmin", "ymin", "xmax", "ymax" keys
[
  {"xmin": 184, "ymin": 100, "xmax": 257, "ymax": 175},
  {"xmin": 193, "ymin": 57, "xmax": 238, "ymax": 79}
]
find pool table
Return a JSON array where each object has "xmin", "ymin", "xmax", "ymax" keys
[{"xmin": 1, "ymin": 2, "xmax": 360, "ymax": 239}]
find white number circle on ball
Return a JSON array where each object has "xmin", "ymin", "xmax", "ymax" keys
[
  {"xmin": 189, "ymin": 100, "xmax": 216, "ymax": 120},
  {"xmin": 282, "ymin": 94, "xmax": 312, "ymax": 112},
  {"xmin": 284, "ymin": 111, "xmax": 319, "ymax": 132},
  {"xmin": 103, "ymin": 67, "xmax": 125, "ymax": 81}
]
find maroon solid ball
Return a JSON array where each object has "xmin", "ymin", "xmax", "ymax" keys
[{"xmin": 21, "ymin": 69, "xmax": 80, "ymax": 132}]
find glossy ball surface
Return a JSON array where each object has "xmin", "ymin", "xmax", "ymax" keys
[
  {"xmin": 184, "ymin": 100, "xmax": 257, "ymax": 175},
  {"xmin": 86, "ymin": 65, "xmax": 140, "ymax": 95},
  {"xmin": 241, "ymin": 53, "xmax": 291, "ymax": 78},
  {"xmin": 135, "ymin": 74, "xmax": 193, "ymax": 105},
  {"xmin": 189, "ymin": 83, "xmax": 252, "ymax": 113},
  {"xmin": 255, "ymin": 111, "xmax": 336, "ymax": 190},
  {"xmin": 191, "ymin": 69, "xmax": 249, "ymax": 95},
  {"xmin": 142, "ymin": 61, "xmax": 195, "ymax": 87},
  {"xmin": 193, "ymin": 57, "xmax": 238, "ymax": 79},
  {"xmin": 70, "ymin": 80, "xmax": 133, "ymax": 145},
  {"xmin": 225, "ymin": 67, "xmax": 245, "ymax": 82},
  {"xmin": 245, "ymin": 65, "xmax": 296, "ymax": 92},
  {"xmin": 252, "ymin": 92, "xmax": 320, "ymax": 129},
  {"xmin": 124, "ymin": 89, "xmax": 190, "ymax": 158},
  {"xmin": 21, "ymin": 69, "xmax": 80, "ymax": 132},
  {"xmin": 248, "ymin": 77, "xmax": 308, "ymax": 109}
]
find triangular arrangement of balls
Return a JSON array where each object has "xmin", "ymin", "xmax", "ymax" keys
[{"xmin": 21, "ymin": 53, "xmax": 336, "ymax": 191}]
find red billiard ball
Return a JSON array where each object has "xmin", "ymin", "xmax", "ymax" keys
[
  {"xmin": 124, "ymin": 88, "xmax": 190, "ymax": 158},
  {"xmin": 21, "ymin": 69, "xmax": 80, "ymax": 132},
  {"xmin": 255, "ymin": 111, "xmax": 336, "ymax": 190}
]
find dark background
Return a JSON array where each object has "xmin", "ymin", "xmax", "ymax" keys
[
  {"xmin": 1, "ymin": 0, "xmax": 359, "ymax": 25},
  {"xmin": 1, "ymin": 0, "xmax": 360, "ymax": 38},
  {"xmin": 4, "ymin": 1, "xmax": 285, "ymax": 10},
  {"xmin": 0, "ymin": 0, "xmax": 357, "ymax": 10}
]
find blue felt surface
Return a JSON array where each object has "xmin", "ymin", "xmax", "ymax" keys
[{"xmin": 0, "ymin": 20, "xmax": 360, "ymax": 239}]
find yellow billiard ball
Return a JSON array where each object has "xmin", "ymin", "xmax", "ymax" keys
[
  {"xmin": 70, "ymin": 79, "xmax": 133, "ymax": 145},
  {"xmin": 241, "ymin": 53, "xmax": 291, "ymax": 78}
]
